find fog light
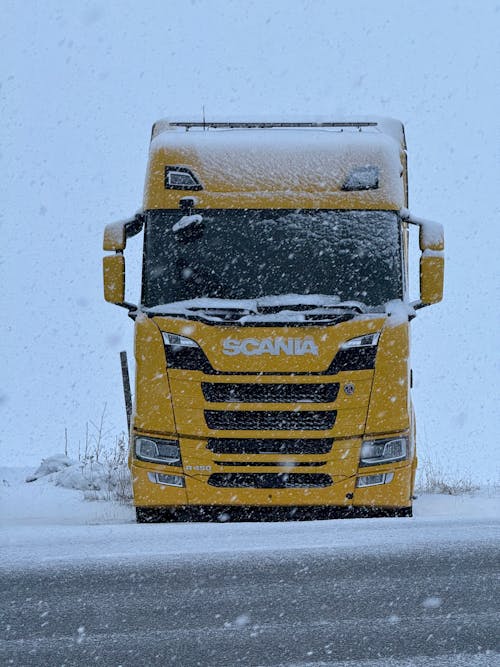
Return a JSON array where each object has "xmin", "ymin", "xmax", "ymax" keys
[
  {"xmin": 356, "ymin": 472, "xmax": 394, "ymax": 488},
  {"xmin": 148, "ymin": 472, "xmax": 185, "ymax": 487}
]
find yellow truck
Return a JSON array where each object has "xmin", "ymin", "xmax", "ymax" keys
[{"xmin": 103, "ymin": 119, "xmax": 444, "ymax": 522}]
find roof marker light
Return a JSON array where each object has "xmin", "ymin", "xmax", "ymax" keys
[
  {"xmin": 342, "ymin": 165, "xmax": 379, "ymax": 191},
  {"xmin": 164, "ymin": 166, "xmax": 203, "ymax": 191}
]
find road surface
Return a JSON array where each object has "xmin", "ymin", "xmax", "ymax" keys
[{"xmin": 1, "ymin": 543, "xmax": 498, "ymax": 666}]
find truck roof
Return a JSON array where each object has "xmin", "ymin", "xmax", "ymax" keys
[{"xmin": 144, "ymin": 117, "xmax": 407, "ymax": 210}]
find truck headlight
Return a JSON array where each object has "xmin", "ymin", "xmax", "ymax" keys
[
  {"xmin": 135, "ymin": 437, "xmax": 181, "ymax": 465},
  {"xmin": 329, "ymin": 332, "xmax": 380, "ymax": 373},
  {"xmin": 162, "ymin": 332, "xmax": 200, "ymax": 348},
  {"xmin": 162, "ymin": 331, "xmax": 208, "ymax": 371},
  {"xmin": 340, "ymin": 332, "xmax": 380, "ymax": 349},
  {"xmin": 359, "ymin": 437, "xmax": 407, "ymax": 467}
]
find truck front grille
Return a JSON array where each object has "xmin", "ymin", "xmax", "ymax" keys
[
  {"xmin": 208, "ymin": 473, "xmax": 332, "ymax": 488},
  {"xmin": 207, "ymin": 438, "xmax": 333, "ymax": 454},
  {"xmin": 201, "ymin": 382, "xmax": 339, "ymax": 403},
  {"xmin": 204, "ymin": 410, "xmax": 336, "ymax": 431}
]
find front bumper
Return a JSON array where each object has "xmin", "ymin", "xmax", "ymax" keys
[{"xmin": 130, "ymin": 449, "xmax": 414, "ymax": 510}]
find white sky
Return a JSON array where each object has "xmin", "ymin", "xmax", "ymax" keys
[{"xmin": 1, "ymin": 0, "xmax": 499, "ymax": 480}]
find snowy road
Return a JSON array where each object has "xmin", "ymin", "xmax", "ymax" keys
[
  {"xmin": 1, "ymin": 543, "xmax": 499, "ymax": 666},
  {"xmin": 1, "ymin": 468, "xmax": 499, "ymax": 665}
]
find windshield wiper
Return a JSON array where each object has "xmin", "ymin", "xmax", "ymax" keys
[
  {"xmin": 145, "ymin": 299, "xmax": 258, "ymax": 320},
  {"xmin": 321, "ymin": 301, "xmax": 367, "ymax": 313},
  {"xmin": 145, "ymin": 296, "xmax": 368, "ymax": 321},
  {"xmin": 255, "ymin": 295, "xmax": 367, "ymax": 314}
]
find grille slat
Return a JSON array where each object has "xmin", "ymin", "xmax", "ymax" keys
[
  {"xmin": 208, "ymin": 473, "xmax": 332, "ymax": 488},
  {"xmin": 207, "ymin": 438, "xmax": 333, "ymax": 454},
  {"xmin": 214, "ymin": 461, "xmax": 326, "ymax": 467},
  {"xmin": 202, "ymin": 382, "xmax": 339, "ymax": 403},
  {"xmin": 205, "ymin": 410, "xmax": 336, "ymax": 431}
]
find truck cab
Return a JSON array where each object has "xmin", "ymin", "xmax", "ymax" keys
[{"xmin": 103, "ymin": 119, "xmax": 444, "ymax": 522}]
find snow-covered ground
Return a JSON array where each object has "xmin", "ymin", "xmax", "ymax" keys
[{"xmin": 2, "ymin": 464, "xmax": 498, "ymax": 571}]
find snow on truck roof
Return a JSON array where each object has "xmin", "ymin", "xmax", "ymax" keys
[{"xmin": 144, "ymin": 118, "xmax": 407, "ymax": 210}]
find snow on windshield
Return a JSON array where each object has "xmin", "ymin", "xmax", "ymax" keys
[{"xmin": 143, "ymin": 209, "xmax": 403, "ymax": 311}]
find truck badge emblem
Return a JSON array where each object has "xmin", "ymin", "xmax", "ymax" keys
[
  {"xmin": 222, "ymin": 336, "xmax": 319, "ymax": 356},
  {"xmin": 344, "ymin": 382, "xmax": 355, "ymax": 395}
]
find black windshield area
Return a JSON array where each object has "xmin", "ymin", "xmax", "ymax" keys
[{"xmin": 142, "ymin": 209, "xmax": 402, "ymax": 310}]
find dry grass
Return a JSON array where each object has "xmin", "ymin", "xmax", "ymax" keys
[
  {"xmin": 415, "ymin": 458, "xmax": 480, "ymax": 496},
  {"xmin": 73, "ymin": 405, "xmax": 133, "ymax": 504}
]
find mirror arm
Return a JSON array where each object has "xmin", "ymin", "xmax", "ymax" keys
[
  {"xmin": 112, "ymin": 301, "xmax": 138, "ymax": 311},
  {"xmin": 122, "ymin": 302, "xmax": 139, "ymax": 319},
  {"xmin": 125, "ymin": 213, "xmax": 145, "ymax": 239}
]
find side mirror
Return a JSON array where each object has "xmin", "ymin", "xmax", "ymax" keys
[
  {"xmin": 401, "ymin": 209, "xmax": 444, "ymax": 308},
  {"xmin": 103, "ymin": 221, "xmax": 127, "ymax": 251},
  {"xmin": 103, "ymin": 254, "xmax": 125, "ymax": 304},
  {"xmin": 102, "ymin": 214, "xmax": 144, "ymax": 310},
  {"xmin": 420, "ymin": 252, "xmax": 444, "ymax": 305},
  {"xmin": 103, "ymin": 214, "xmax": 144, "ymax": 251}
]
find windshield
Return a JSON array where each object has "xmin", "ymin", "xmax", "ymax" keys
[{"xmin": 142, "ymin": 209, "xmax": 403, "ymax": 310}]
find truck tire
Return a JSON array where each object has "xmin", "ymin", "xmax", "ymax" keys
[
  {"xmin": 135, "ymin": 507, "xmax": 155, "ymax": 523},
  {"xmin": 135, "ymin": 507, "xmax": 170, "ymax": 523},
  {"xmin": 364, "ymin": 506, "xmax": 413, "ymax": 518},
  {"xmin": 394, "ymin": 506, "xmax": 413, "ymax": 517}
]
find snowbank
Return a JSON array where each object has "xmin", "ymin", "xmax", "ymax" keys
[
  {"xmin": 1, "ymin": 462, "xmax": 498, "ymax": 571},
  {"xmin": 1, "ymin": 462, "xmax": 132, "ymax": 527},
  {"xmin": 24, "ymin": 453, "xmax": 131, "ymax": 499}
]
